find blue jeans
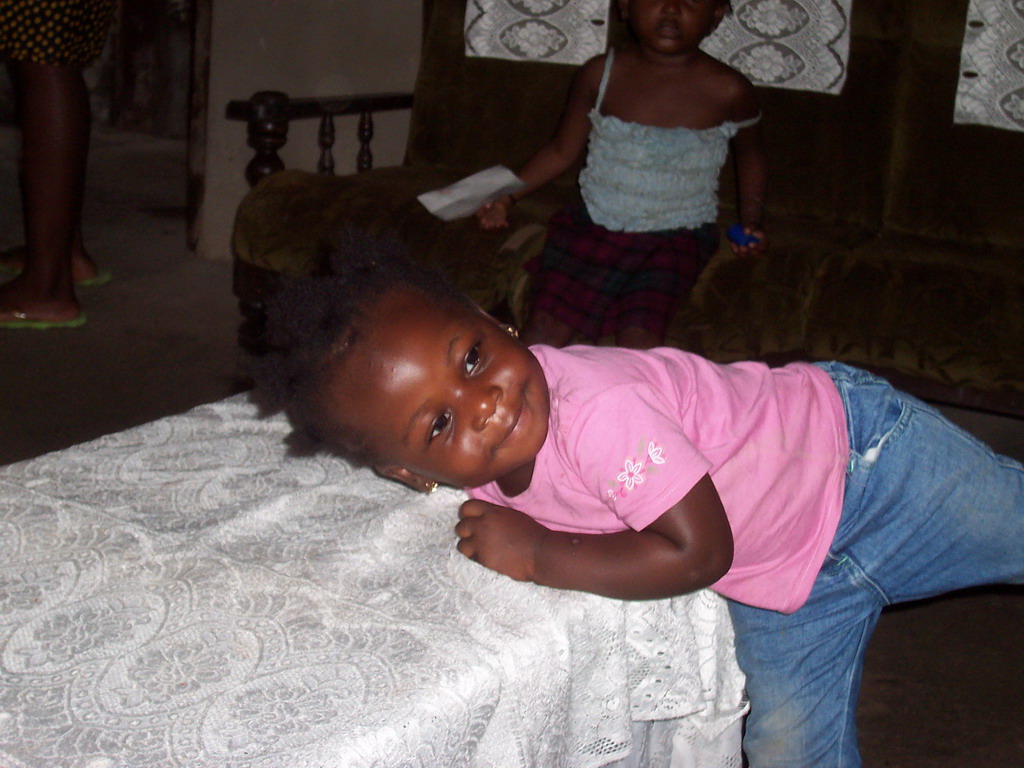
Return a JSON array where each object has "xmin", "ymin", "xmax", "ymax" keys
[{"xmin": 727, "ymin": 362, "xmax": 1024, "ymax": 768}]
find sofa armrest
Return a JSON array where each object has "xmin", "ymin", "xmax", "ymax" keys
[{"xmin": 226, "ymin": 90, "xmax": 414, "ymax": 186}]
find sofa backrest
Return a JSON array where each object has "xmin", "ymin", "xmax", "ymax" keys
[
  {"xmin": 409, "ymin": 0, "xmax": 1022, "ymax": 251},
  {"xmin": 723, "ymin": 0, "xmax": 1024, "ymax": 250},
  {"xmin": 405, "ymin": 0, "xmax": 629, "ymax": 181}
]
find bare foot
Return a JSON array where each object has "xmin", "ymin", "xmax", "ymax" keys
[
  {"xmin": 0, "ymin": 245, "xmax": 103, "ymax": 285},
  {"xmin": 0, "ymin": 274, "xmax": 82, "ymax": 324}
]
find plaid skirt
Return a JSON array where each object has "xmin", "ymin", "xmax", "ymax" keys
[
  {"xmin": 0, "ymin": 0, "xmax": 115, "ymax": 67},
  {"xmin": 526, "ymin": 203, "xmax": 718, "ymax": 341}
]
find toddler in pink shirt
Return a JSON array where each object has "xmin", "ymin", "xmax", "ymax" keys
[
  {"xmin": 252, "ymin": 233, "xmax": 1024, "ymax": 768},
  {"xmin": 469, "ymin": 344, "xmax": 847, "ymax": 614}
]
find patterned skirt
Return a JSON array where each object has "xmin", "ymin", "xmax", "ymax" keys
[
  {"xmin": 0, "ymin": 0, "xmax": 116, "ymax": 67},
  {"xmin": 526, "ymin": 203, "xmax": 719, "ymax": 341}
]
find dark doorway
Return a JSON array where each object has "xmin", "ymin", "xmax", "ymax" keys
[{"xmin": 111, "ymin": 0, "xmax": 194, "ymax": 138}]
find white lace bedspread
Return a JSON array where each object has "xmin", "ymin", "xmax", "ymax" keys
[{"xmin": 0, "ymin": 395, "xmax": 746, "ymax": 768}]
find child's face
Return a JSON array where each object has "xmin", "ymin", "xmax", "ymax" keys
[
  {"xmin": 619, "ymin": 0, "xmax": 726, "ymax": 56},
  {"xmin": 323, "ymin": 287, "xmax": 550, "ymax": 491}
]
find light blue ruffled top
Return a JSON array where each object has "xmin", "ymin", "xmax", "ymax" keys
[{"xmin": 580, "ymin": 51, "xmax": 759, "ymax": 232}]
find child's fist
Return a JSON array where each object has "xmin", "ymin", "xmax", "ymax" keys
[
  {"xmin": 727, "ymin": 223, "xmax": 768, "ymax": 256},
  {"xmin": 474, "ymin": 196, "xmax": 512, "ymax": 230},
  {"xmin": 456, "ymin": 499, "xmax": 543, "ymax": 582}
]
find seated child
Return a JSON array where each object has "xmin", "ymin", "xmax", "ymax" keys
[
  {"xmin": 474, "ymin": 0, "xmax": 768, "ymax": 349},
  {"xmin": 252, "ymin": 233, "xmax": 1023, "ymax": 768}
]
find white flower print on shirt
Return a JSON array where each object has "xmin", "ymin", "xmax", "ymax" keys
[
  {"xmin": 607, "ymin": 441, "xmax": 666, "ymax": 501},
  {"xmin": 618, "ymin": 458, "xmax": 646, "ymax": 491}
]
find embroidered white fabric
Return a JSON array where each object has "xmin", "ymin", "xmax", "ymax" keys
[
  {"xmin": 465, "ymin": 0, "xmax": 611, "ymax": 64},
  {"xmin": 465, "ymin": 0, "xmax": 852, "ymax": 94},
  {"xmin": 702, "ymin": 0, "xmax": 852, "ymax": 94},
  {"xmin": 0, "ymin": 395, "xmax": 746, "ymax": 768},
  {"xmin": 956, "ymin": 0, "xmax": 1024, "ymax": 132}
]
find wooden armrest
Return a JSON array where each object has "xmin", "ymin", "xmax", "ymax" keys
[{"xmin": 226, "ymin": 90, "xmax": 414, "ymax": 186}]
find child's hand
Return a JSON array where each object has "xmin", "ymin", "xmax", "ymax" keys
[
  {"xmin": 728, "ymin": 225, "xmax": 768, "ymax": 257},
  {"xmin": 455, "ymin": 499, "xmax": 545, "ymax": 582},
  {"xmin": 474, "ymin": 196, "xmax": 513, "ymax": 231}
]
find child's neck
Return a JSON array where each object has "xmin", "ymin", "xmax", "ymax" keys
[
  {"xmin": 496, "ymin": 458, "xmax": 537, "ymax": 497},
  {"xmin": 632, "ymin": 42, "xmax": 708, "ymax": 69}
]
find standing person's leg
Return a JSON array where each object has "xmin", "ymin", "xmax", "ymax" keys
[
  {"xmin": 0, "ymin": 60, "xmax": 91, "ymax": 325},
  {"xmin": 0, "ymin": 226, "xmax": 103, "ymax": 284}
]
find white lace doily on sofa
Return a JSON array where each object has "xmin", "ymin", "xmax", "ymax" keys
[
  {"xmin": 465, "ymin": 0, "xmax": 611, "ymax": 64},
  {"xmin": 0, "ymin": 394, "xmax": 746, "ymax": 768},
  {"xmin": 956, "ymin": 0, "xmax": 1024, "ymax": 132},
  {"xmin": 702, "ymin": 0, "xmax": 852, "ymax": 94},
  {"xmin": 465, "ymin": 0, "xmax": 852, "ymax": 94}
]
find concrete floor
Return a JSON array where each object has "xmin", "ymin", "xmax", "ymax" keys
[
  {"xmin": 0, "ymin": 125, "xmax": 245, "ymax": 461},
  {"xmin": 1, "ymin": 126, "xmax": 1022, "ymax": 766}
]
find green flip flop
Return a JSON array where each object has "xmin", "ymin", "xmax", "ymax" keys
[
  {"xmin": 0, "ymin": 312, "xmax": 87, "ymax": 329},
  {"xmin": 74, "ymin": 269, "xmax": 112, "ymax": 287}
]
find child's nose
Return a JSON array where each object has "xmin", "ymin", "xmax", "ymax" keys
[{"xmin": 470, "ymin": 385, "xmax": 501, "ymax": 431}]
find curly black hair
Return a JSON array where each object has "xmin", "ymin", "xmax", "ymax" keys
[{"xmin": 248, "ymin": 229, "xmax": 474, "ymax": 465}]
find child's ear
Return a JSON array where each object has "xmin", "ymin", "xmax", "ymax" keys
[{"xmin": 375, "ymin": 464, "xmax": 438, "ymax": 493}]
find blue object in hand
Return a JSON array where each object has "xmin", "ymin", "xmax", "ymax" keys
[{"xmin": 727, "ymin": 223, "xmax": 760, "ymax": 246}]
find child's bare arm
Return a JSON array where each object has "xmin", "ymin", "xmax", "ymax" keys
[
  {"xmin": 731, "ymin": 120, "xmax": 768, "ymax": 255},
  {"xmin": 455, "ymin": 474, "xmax": 734, "ymax": 600},
  {"xmin": 475, "ymin": 57, "xmax": 600, "ymax": 230},
  {"xmin": 715, "ymin": 70, "xmax": 767, "ymax": 255}
]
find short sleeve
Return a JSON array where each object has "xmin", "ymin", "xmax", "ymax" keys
[{"xmin": 566, "ymin": 384, "xmax": 712, "ymax": 531}]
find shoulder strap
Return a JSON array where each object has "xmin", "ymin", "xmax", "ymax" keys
[
  {"xmin": 596, "ymin": 49, "xmax": 615, "ymax": 109},
  {"xmin": 734, "ymin": 113, "xmax": 762, "ymax": 130}
]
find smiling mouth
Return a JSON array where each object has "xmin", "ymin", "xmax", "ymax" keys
[
  {"xmin": 495, "ymin": 388, "xmax": 526, "ymax": 453},
  {"xmin": 501, "ymin": 399, "xmax": 522, "ymax": 448}
]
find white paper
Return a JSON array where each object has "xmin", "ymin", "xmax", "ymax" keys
[{"xmin": 418, "ymin": 165, "xmax": 526, "ymax": 221}]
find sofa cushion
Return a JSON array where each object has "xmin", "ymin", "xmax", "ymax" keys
[
  {"xmin": 232, "ymin": 167, "xmax": 571, "ymax": 311},
  {"xmin": 679, "ymin": 227, "xmax": 1024, "ymax": 396},
  {"xmin": 671, "ymin": 218, "xmax": 874, "ymax": 356},
  {"xmin": 804, "ymin": 236, "xmax": 1024, "ymax": 391}
]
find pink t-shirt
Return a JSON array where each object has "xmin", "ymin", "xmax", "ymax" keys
[{"xmin": 468, "ymin": 345, "xmax": 849, "ymax": 613}]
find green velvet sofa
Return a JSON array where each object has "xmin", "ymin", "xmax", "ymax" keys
[{"xmin": 230, "ymin": 0, "xmax": 1024, "ymax": 418}]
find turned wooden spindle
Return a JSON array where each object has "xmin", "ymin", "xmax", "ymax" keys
[
  {"xmin": 317, "ymin": 114, "xmax": 336, "ymax": 175},
  {"xmin": 244, "ymin": 90, "xmax": 289, "ymax": 187},
  {"xmin": 357, "ymin": 110, "xmax": 374, "ymax": 172}
]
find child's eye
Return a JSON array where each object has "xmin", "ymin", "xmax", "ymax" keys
[
  {"xmin": 429, "ymin": 413, "xmax": 451, "ymax": 441},
  {"xmin": 464, "ymin": 344, "xmax": 481, "ymax": 374}
]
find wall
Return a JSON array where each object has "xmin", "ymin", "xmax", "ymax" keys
[{"xmin": 197, "ymin": 0, "xmax": 422, "ymax": 262}]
